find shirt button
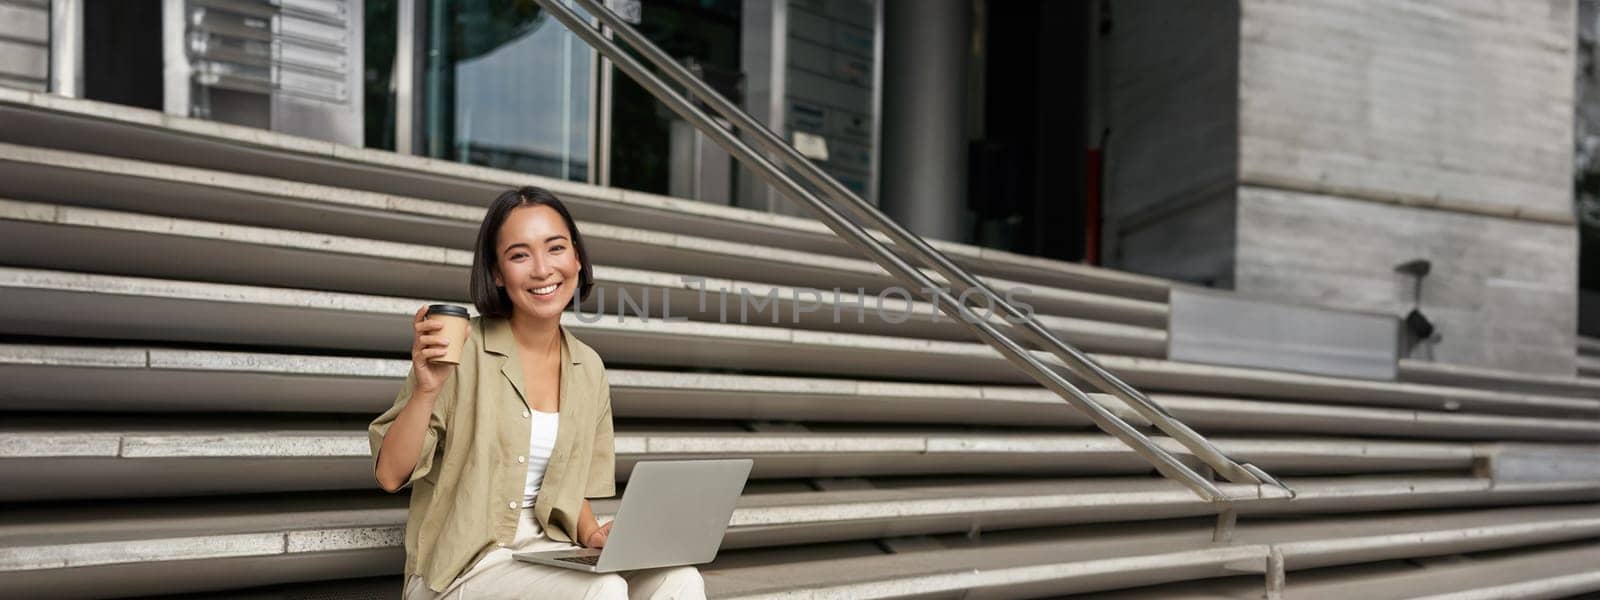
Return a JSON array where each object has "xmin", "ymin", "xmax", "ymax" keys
[
  {"xmin": 522, "ymin": 410, "xmax": 531, "ymax": 418},
  {"xmin": 498, "ymin": 542, "xmax": 507, "ymax": 548},
  {"xmin": 517, "ymin": 456, "xmax": 527, "ymax": 464},
  {"xmin": 508, "ymin": 501, "xmax": 517, "ymax": 509}
]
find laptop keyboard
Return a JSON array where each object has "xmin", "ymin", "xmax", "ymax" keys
[{"xmin": 557, "ymin": 555, "xmax": 601, "ymax": 566}]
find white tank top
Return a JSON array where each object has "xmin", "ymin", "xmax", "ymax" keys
[{"xmin": 521, "ymin": 409, "xmax": 561, "ymax": 507}]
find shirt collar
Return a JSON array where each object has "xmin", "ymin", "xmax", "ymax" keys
[
  {"xmin": 482, "ymin": 316, "xmax": 583, "ymax": 366},
  {"xmin": 483, "ymin": 316, "xmax": 582, "ymax": 412}
]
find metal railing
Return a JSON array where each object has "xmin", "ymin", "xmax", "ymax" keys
[{"xmin": 534, "ymin": 0, "xmax": 1293, "ymax": 504}]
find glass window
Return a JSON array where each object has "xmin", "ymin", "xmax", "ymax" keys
[
  {"xmin": 421, "ymin": 0, "xmax": 592, "ymax": 182},
  {"xmin": 607, "ymin": 0, "xmax": 741, "ymax": 197}
]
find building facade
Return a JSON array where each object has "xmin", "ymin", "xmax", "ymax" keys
[
  {"xmin": 2, "ymin": 0, "xmax": 1584, "ymax": 375},
  {"xmin": 1103, "ymin": 0, "xmax": 1579, "ymax": 376}
]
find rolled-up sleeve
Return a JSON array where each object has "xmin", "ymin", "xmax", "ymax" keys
[
  {"xmin": 369, "ymin": 367, "xmax": 450, "ymax": 491},
  {"xmin": 586, "ymin": 376, "xmax": 617, "ymax": 498}
]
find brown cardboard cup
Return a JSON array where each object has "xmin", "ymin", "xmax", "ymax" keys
[{"xmin": 425, "ymin": 304, "xmax": 471, "ymax": 365}]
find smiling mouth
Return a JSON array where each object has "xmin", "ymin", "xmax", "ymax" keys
[{"xmin": 530, "ymin": 283, "xmax": 560, "ymax": 297}]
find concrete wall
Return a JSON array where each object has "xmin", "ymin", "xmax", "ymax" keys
[
  {"xmin": 1104, "ymin": 0, "xmax": 1579, "ymax": 375},
  {"xmin": 1234, "ymin": 0, "xmax": 1580, "ymax": 376},
  {"xmin": 1102, "ymin": 0, "xmax": 1240, "ymax": 285},
  {"xmin": 1238, "ymin": 0, "xmax": 1575, "ymax": 221},
  {"xmin": 1238, "ymin": 187, "xmax": 1578, "ymax": 374},
  {"xmin": 0, "ymin": 0, "xmax": 50, "ymax": 92}
]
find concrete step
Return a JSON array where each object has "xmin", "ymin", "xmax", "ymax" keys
[
  {"xmin": 0, "ymin": 197, "xmax": 1166, "ymax": 355},
  {"xmin": 0, "ymin": 420, "xmax": 1508, "ymax": 500},
  {"xmin": 0, "ymin": 89, "xmax": 1171, "ymax": 304},
  {"xmin": 1100, "ymin": 352, "xmax": 1600, "ymax": 418},
  {"xmin": 1580, "ymin": 336, "xmax": 1600, "ymax": 357},
  {"xmin": 1581, "ymin": 355, "xmax": 1600, "ymax": 379},
  {"xmin": 1399, "ymin": 358, "xmax": 1600, "ymax": 400},
  {"xmin": 104, "ymin": 535, "xmax": 1600, "ymax": 600},
  {"xmin": 700, "ymin": 503, "xmax": 1600, "ymax": 599},
  {"xmin": 3, "ymin": 267, "xmax": 1595, "ymax": 417},
  {"xmin": 1573, "ymin": 338, "xmax": 1598, "ymax": 379},
  {"xmin": 0, "ymin": 145, "xmax": 1164, "ymax": 329},
  {"xmin": 0, "ymin": 493, "xmax": 406, "ymax": 599},
  {"xmin": 685, "ymin": 476, "xmax": 1600, "ymax": 550},
  {"xmin": 0, "ymin": 265, "xmax": 1045, "ymax": 384},
  {"xmin": 142, "ymin": 577, "xmax": 400, "ymax": 600},
  {"xmin": 3, "ymin": 483, "xmax": 1598, "ymax": 598},
  {"xmin": 7, "ymin": 343, "xmax": 1597, "ymax": 442},
  {"xmin": 1083, "ymin": 539, "xmax": 1600, "ymax": 599},
  {"xmin": 1140, "ymin": 393, "xmax": 1600, "ymax": 442},
  {"xmin": 0, "ymin": 147, "xmax": 1167, "ymax": 327}
]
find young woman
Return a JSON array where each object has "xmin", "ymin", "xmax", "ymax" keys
[{"xmin": 370, "ymin": 186, "xmax": 706, "ymax": 599}]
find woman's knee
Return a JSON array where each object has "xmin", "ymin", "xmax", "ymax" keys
[
  {"xmin": 585, "ymin": 573, "xmax": 629, "ymax": 600},
  {"xmin": 620, "ymin": 566, "xmax": 704, "ymax": 600},
  {"xmin": 660, "ymin": 567, "xmax": 705, "ymax": 596}
]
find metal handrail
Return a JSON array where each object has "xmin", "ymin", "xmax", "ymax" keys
[{"xmin": 535, "ymin": 0, "xmax": 1291, "ymax": 502}]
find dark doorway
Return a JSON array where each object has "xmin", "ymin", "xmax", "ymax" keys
[
  {"xmin": 83, "ymin": 0, "xmax": 164, "ymax": 110},
  {"xmin": 968, "ymin": 0, "xmax": 1092, "ymax": 263}
]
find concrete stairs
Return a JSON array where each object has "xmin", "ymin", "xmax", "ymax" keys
[{"xmin": 1581, "ymin": 336, "xmax": 1600, "ymax": 380}]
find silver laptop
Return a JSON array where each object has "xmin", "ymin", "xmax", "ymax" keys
[{"xmin": 514, "ymin": 459, "xmax": 752, "ymax": 573}]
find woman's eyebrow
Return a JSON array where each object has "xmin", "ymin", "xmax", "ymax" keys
[{"xmin": 501, "ymin": 236, "xmax": 570, "ymax": 254}]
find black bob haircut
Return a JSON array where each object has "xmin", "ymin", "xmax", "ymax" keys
[{"xmin": 469, "ymin": 186, "xmax": 594, "ymax": 318}]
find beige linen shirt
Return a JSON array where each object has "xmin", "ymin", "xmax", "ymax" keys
[{"xmin": 368, "ymin": 316, "xmax": 617, "ymax": 593}]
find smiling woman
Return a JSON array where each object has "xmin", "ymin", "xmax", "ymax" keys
[{"xmin": 370, "ymin": 186, "xmax": 705, "ymax": 598}]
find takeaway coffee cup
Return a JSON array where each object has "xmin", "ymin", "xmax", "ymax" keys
[{"xmin": 425, "ymin": 304, "xmax": 471, "ymax": 365}]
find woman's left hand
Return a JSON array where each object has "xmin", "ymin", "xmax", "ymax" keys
[{"xmin": 585, "ymin": 521, "xmax": 613, "ymax": 549}]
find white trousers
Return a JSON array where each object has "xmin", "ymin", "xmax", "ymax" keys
[{"xmin": 402, "ymin": 507, "xmax": 706, "ymax": 600}]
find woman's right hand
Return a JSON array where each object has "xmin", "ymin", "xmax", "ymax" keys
[{"xmin": 411, "ymin": 305, "xmax": 458, "ymax": 394}]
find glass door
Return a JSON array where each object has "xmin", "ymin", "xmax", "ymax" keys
[{"xmin": 420, "ymin": 0, "xmax": 593, "ymax": 182}]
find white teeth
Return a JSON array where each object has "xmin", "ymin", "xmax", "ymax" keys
[{"xmin": 531, "ymin": 284, "xmax": 559, "ymax": 295}]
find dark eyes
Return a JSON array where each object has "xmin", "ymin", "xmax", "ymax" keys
[{"xmin": 509, "ymin": 246, "xmax": 565, "ymax": 260}]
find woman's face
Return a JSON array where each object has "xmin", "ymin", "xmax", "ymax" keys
[{"xmin": 492, "ymin": 204, "xmax": 580, "ymax": 323}]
